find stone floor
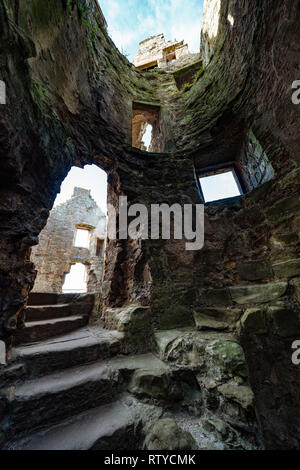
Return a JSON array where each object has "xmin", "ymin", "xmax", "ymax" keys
[{"xmin": 0, "ymin": 319, "xmax": 260, "ymax": 450}]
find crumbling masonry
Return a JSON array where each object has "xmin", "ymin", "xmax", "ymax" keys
[
  {"xmin": 0, "ymin": 0, "xmax": 299, "ymax": 451},
  {"xmin": 31, "ymin": 187, "xmax": 106, "ymax": 294}
]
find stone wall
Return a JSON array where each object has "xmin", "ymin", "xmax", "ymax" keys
[
  {"xmin": 31, "ymin": 187, "xmax": 106, "ymax": 293},
  {"xmin": 0, "ymin": 0, "xmax": 300, "ymax": 450},
  {"xmin": 239, "ymin": 131, "xmax": 275, "ymax": 191}
]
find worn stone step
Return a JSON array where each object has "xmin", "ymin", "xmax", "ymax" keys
[
  {"xmin": 14, "ymin": 315, "xmax": 89, "ymax": 345},
  {"xmin": 27, "ymin": 293, "xmax": 59, "ymax": 306},
  {"xmin": 11, "ymin": 327, "xmax": 124, "ymax": 378},
  {"xmin": 4, "ymin": 396, "xmax": 142, "ymax": 450},
  {"xmin": 25, "ymin": 303, "xmax": 89, "ymax": 322},
  {"xmin": 3, "ymin": 354, "xmax": 166, "ymax": 439}
]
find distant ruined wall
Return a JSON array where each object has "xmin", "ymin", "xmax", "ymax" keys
[{"xmin": 31, "ymin": 188, "xmax": 106, "ymax": 293}]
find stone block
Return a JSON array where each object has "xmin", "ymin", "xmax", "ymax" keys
[
  {"xmin": 230, "ymin": 282, "xmax": 287, "ymax": 305},
  {"xmin": 237, "ymin": 259, "xmax": 273, "ymax": 281},
  {"xmin": 154, "ymin": 329, "xmax": 207, "ymax": 367},
  {"xmin": 266, "ymin": 195, "xmax": 300, "ymax": 223},
  {"xmin": 193, "ymin": 311, "xmax": 230, "ymax": 331},
  {"xmin": 267, "ymin": 305, "xmax": 300, "ymax": 337},
  {"xmin": 106, "ymin": 304, "xmax": 154, "ymax": 354},
  {"xmin": 240, "ymin": 308, "xmax": 267, "ymax": 334},
  {"xmin": 218, "ymin": 383, "xmax": 254, "ymax": 409},
  {"xmin": 0, "ymin": 341, "xmax": 6, "ymax": 366},
  {"xmin": 200, "ymin": 288, "xmax": 232, "ymax": 307},
  {"xmin": 158, "ymin": 304, "xmax": 194, "ymax": 330}
]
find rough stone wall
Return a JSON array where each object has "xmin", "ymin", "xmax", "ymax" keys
[
  {"xmin": 0, "ymin": 0, "xmax": 300, "ymax": 450},
  {"xmin": 31, "ymin": 187, "xmax": 106, "ymax": 293}
]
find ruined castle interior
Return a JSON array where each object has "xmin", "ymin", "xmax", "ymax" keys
[{"xmin": 0, "ymin": 0, "xmax": 299, "ymax": 452}]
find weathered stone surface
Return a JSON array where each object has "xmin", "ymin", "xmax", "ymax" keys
[
  {"xmin": 0, "ymin": 0, "xmax": 299, "ymax": 452},
  {"xmin": 194, "ymin": 312, "xmax": 229, "ymax": 331},
  {"xmin": 144, "ymin": 418, "xmax": 198, "ymax": 450},
  {"xmin": 218, "ymin": 383, "xmax": 254, "ymax": 410},
  {"xmin": 155, "ymin": 328, "xmax": 210, "ymax": 366},
  {"xmin": 12, "ymin": 327, "xmax": 123, "ymax": 378},
  {"xmin": 194, "ymin": 307, "xmax": 242, "ymax": 331},
  {"xmin": 240, "ymin": 308, "xmax": 267, "ymax": 334},
  {"xmin": 0, "ymin": 363, "xmax": 26, "ymax": 388},
  {"xmin": 14, "ymin": 315, "xmax": 89, "ymax": 345},
  {"xmin": 237, "ymin": 260, "xmax": 274, "ymax": 281},
  {"xmin": 202, "ymin": 417, "xmax": 236, "ymax": 443},
  {"xmin": 205, "ymin": 340, "xmax": 248, "ymax": 378},
  {"xmin": 273, "ymin": 260, "xmax": 300, "ymax": 279},
  {"xmin": 105, "ymin": 304, "xmax": 154, "ymax": 354},
  {"xmin": 240, "ymin": 131, "xmax": 275, "ymax": 191},
  {"xmin": 266, "ymin": 196, "xmax": 300, "ymax": 224},
  {"xmin": 2, "ymin": 353, "xmax": 164, "ymax": 440},
  {"xmin": 0, "ymin": 341, "xmax": 6, "ymax": 366},
  {"xmin": 267, "ymin": 305, "xmax": 300, "ymax": 338},
  {"xmin": 133, "ymin": 34, "xmax": 191, "ymax": 70},
  {"xmin": 230, "ymin": 283, "xmax": 288, "ymax": 305}
]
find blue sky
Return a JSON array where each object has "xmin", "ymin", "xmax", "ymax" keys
[{"xmin": 99, "ymin": 0, "xmax": 204, "ymax": 61}]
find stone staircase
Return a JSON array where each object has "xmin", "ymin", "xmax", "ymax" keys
[
  {"xmin": 0, "ymin": 296, "xmax": 264, "ymax": 451},
  {"xmin": 14, "ymin": 293, "xmax": 94, "ymax": 345}
]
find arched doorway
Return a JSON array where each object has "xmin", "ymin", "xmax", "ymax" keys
[{"xmin": 62, "ymin": 263, "xmax": 87, "ymax": 293}]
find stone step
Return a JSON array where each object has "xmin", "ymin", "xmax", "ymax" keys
[
  {"xmin": 3, "ymin": 354, "xmax": 166, "ymax": 439},
  {"xmin": 154, "ymin": 328, "xmax": 241, "ymax": 371},
  {"xmin": 14, "ymin": 315, "xmax": 89, "ymax": 345},
  {"xmin": 4, "ymin": 396, "xmax": 141, "ymax": 450},
  {"xmin": 25, "ymin": 303, "xmax": 89, "ymax": 322},
  {"xmin": 11, "ymin": 327, "xmax": 124, "ymax": 378}
]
